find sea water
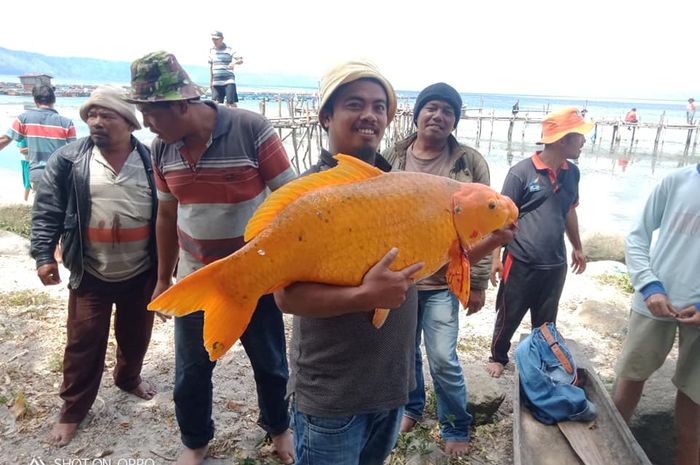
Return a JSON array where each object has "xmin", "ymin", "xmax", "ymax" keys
[{"xmin": 0, "ymin": 92, "xmax": 695, "ymax": 236}]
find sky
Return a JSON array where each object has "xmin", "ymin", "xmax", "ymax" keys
[{"xmin": 1, "ymin": 0, "xmax": 698, "ymax": 99}]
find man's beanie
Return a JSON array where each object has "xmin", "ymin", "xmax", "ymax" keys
[
  {"xmin": 79, "ymin": 85, "xmax": 141, "ymax": 129},
  {"xmin": 413, "ymin": 82, "xmax": 462, "ymax": 128}
]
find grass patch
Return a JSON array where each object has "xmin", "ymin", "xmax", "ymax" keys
[
  {"xmin": 390, "ymin": 422, "xmax": 436, "ymax": 462},
  {"xmin": 0, "ymin": 204, "xmax": 31, "ymax": 238},
  {"xmin": 595, "ymin": 272, "xmax": 634, "ymax": 294},
  {"xmin": 48, "ymin": 351, "xmax": 63, "ymax": 373},
  {"xmin": 0, "ymin": 290, "xmax": 53, "ymax": 308}
]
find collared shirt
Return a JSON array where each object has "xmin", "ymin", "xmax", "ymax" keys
[
  {"xmin": 6, "ymin": 108, "xmax": 76, "ymax": 182},
  {"xmin": 502, "ymin": 152, "xmax": 580, "ymax": 268},
  {"xmin": 84, "ymin": 146, "xmax": 153, "ymax": 281},
  {"xmin": 152, "ymin": 103, "xmax": 297, "ymax": 278},
  {"xmin": 209, "ymin": 44, "xmax": 239, "ymax": 86}
]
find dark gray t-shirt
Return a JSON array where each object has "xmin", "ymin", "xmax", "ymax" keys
[{"xmin": 288, "ymin": 287, "xmax": 418, "ymax": 416}]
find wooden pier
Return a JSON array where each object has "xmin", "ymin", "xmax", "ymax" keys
[{"xmin": 260, "ymin": 95, "xmax": 699, "ymax": 171}]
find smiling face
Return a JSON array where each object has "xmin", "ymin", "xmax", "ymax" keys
[
  {"xmin": 321, "ymin": 78, "xmax": 388, "ymax": 159},
  {"xmin": 416, "ymin": 99, "xmax": 456, "ymax": 145}
]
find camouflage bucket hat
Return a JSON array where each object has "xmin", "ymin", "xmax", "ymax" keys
[{"xmin": 125, "ymin": 51, "xmax": 201, "ymax": 103}]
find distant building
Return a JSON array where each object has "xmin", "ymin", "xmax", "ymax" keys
[{"xmin": 18, "ymin": 74, "xmax": 53, "ymax": 91}]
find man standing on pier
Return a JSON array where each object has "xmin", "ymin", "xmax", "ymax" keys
[
  {"xmin": 487, "ymin": 107, "xmax": 589, "ymax": 378},
  {"xmin": 129, "ymin": 51, "xmax": 296, "ymax": 465},
  {"xmin": 209, "ymin": 30, "xmax": 243, "ymax": 108},
  {"xmin": 0, "ymin": 84, "xmax": 76, "ymax": 191}
]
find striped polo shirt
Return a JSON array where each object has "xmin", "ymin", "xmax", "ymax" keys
[
  {"xmin": 152, "ymin": 103, "xmax": 297, "ymax": 279},
  {"xmin": 208, "ymin": 44, "xmax": 239, "ymax": 85},
  {"xmin": 6, "ymin": 108, "xmax": 76, "ymax": 182},
  {"xmin": 83, "ymin": 146, "xmax": 153, "ymax": 282}
]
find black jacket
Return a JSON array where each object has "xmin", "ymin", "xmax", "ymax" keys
[{"xmin": 30, "ymin": 136, "xmax": 157, "ymax": 289}]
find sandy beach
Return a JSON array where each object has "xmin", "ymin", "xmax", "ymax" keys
[{"xmin": 0, "ymin": 164, "xmax": 677, "ymax": 465}]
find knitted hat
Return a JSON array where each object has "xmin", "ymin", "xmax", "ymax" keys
[
  {"xmin": 125, "ymin": 51, "xmax": 201, "ymax": 103},
  {"xmin": 319, "ymin": 60, "xmax": 397, "ymax": 122},
  {"xmin": 80, "ymin": 85, "xmax": 141, "ymax": 129},
  {"xmin": 413, "ymin": 82, "xmax": 462, "ymax": 128}
]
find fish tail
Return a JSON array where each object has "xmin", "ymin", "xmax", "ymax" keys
[{"xmin": 148, "ymin": 256, "xmax": 261, "ymax": 361}]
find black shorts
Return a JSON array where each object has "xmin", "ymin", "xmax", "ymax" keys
[{"xmin": 212, "ymin": 83, "xmax": 238, "ymax": 104}]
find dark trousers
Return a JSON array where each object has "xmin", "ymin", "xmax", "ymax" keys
[
  {"xmin": 490, "ymin": 254, "xmax": 567, "ymax": 366},
  {"xmin": 173, "ymin": 294, "xmax": 289, "ymax": 449},
  {"xmin": 60, "ymin": 268, "xmax": 156, "ymax": 423},
  {"xmin": 211, "ymin": 83, "xmax": 238, "ymax": 104}
]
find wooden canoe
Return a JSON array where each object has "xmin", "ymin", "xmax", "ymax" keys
[{"xmin": 513, "ymin": 339, "xmax": 652, "ymax": 465}]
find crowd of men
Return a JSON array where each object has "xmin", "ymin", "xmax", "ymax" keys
[{"xmin": 2, "ymin": 32, "xmax": 698, "ymax": 465}]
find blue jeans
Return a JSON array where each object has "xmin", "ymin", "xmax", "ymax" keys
[
  {"xmin": 291, "ymin": 401, "xmax": 402, "ymax": 465},
  {"xmin": 173, "ymin": 294, "xmax": 289, "ymax": 449},
  {"xmin": 404, "ymin": 289, "xmax": 472, "ymax": 442}
]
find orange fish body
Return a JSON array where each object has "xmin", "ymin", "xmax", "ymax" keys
[{"xmin": 149, "ymin": 155, "xmax": 518, "ymax": 360}]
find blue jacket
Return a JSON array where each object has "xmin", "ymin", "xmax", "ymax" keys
[{"xmin": 515, "ymin": 323, "xmax": 597, "ymax": 425}]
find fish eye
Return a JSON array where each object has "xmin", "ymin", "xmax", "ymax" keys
[{"xmin": 488, "ymin": 201, "xmax": 496, "ymax": 210}]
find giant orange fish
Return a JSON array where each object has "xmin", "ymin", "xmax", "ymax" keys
[{"xmin": 148, "ymin": 155, "xmax": 518, "ymax": 360}]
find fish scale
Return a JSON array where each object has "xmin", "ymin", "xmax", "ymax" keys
[{"xmin": 149, "ymin": 155, "xmax": 517, "ymax": 360}]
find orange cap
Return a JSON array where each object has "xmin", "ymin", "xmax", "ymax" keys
[{"xmin": 538, "ymin": 107, "xmax": 594, "ymax": 144}]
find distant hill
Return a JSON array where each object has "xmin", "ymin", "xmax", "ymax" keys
[{"xmin": 0, "ymin": 47, "xmax": 317, "ymax": 89}]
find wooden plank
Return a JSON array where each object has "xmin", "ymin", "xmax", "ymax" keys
[
  {"xmin": 558, "ymin": 421, "xmax": 607, "ymax": 465},
  {"xmin": 514, "ymin": 337, "xmax": 652, "ymax": 465}
]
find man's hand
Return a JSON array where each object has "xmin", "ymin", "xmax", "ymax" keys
[
  {"xmin": 492, "ymin": 223, "xmax": 518, "ymax": 247},
  {"xmin": 360, "ymin": 248, "xmax": 424, "ymax": 310},
  {"xmin": 37, "ymin": 263, "xmax": 61, "ymax": 286},
  {"xmin": 151, "ymin": 278, "xmax": 174, "ymax": 322},
  {"xmin": 571, "ymin": 248, "xmax": 586, "ymax": 274},
  {"xmin": 490, "ymin": 259, "xmax": 503, "ymax": 287},
  {"xmin": 466, "ymin": 288, "xmax": 486, "ymax": 315},
  {"xmin": 645, "ymin": 293, "xmax": 678, "ymax": 318},
  {"xmin": 675, "ymin": 306, "xmax": 700, "ymax": 326}
]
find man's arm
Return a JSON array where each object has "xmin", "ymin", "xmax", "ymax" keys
[
  {"xmin": 565, "ymin": 207, "xmax": 586, "ymax": 274},
  {"xmin": 152, "ymin": 198, "xmax": 179, "ymax": 300},
  {"xmin": 0, "ymin": 134, "xmax": 12, "ymax": 151},
  {"xmin": 625, "ymin": 179, "xmax": 678, "ymax": 318},
  {"xmin": 31, "ymin": 153, "xmax": 68, "ymax": 285},
  {"xmin": 274, "ymin": 248, "xmax": 423, "ymax": 318}
]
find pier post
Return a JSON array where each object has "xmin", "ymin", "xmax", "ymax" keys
[
  {"xmin": 507, "ymin": 119, "xmax": 515, "ymax": 145},
  {"xmin": 610, "ymin": 125, "xmax": 619, "ymax": 152}
]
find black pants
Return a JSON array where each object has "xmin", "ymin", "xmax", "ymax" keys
[
  {"xmin": 490, "ymin": 254, "xmax": 567, "ymax": 365},
  {"xmin": 212, "ymin": 83, "xmax": 238, "ymax": 104}
]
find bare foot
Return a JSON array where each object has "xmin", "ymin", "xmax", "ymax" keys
[
  {"xmin": 176, "ymin": 445, "xmax": 208, "ymax": 465},
  {"xmin": 486, "ymin": 361, "xmax": 505, "ymax": 378},
  {"xmin": 48, "ymin": 422, "xmax": 78, "ymax": 446},
  {"xmin": 444, "ymin": 440, "xmax": 471, "ymax": 456},
  {"xmin": 271, "ymin": 430, "xmax": 294, "ymax": 464},
  {"xmin": 127, "ymin": 379, "xmax": 157, "ymax": 400},
  {"xmin": 399, "ymin": 416, "xmax": 417, "ymax": 433}
]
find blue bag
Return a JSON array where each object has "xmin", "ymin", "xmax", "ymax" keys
[{"xmin": 515, "ymin": 323, "xmax": 597, "ymax": 425}]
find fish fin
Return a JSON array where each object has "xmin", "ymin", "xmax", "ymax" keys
[
  {"xmin": 244, "ymin": 154, "xmax": 384, "ymax": 241},
  {"xmin": 372, "ymin": 308, "xmax": 390, "ymax": 328},
  {"xmin": 148, "ymin": 257, "xmax": 258, "ymax": 361},
  {"xmin": 446, "ymin": 240, "xmax": 471, "ymax": 308}
]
